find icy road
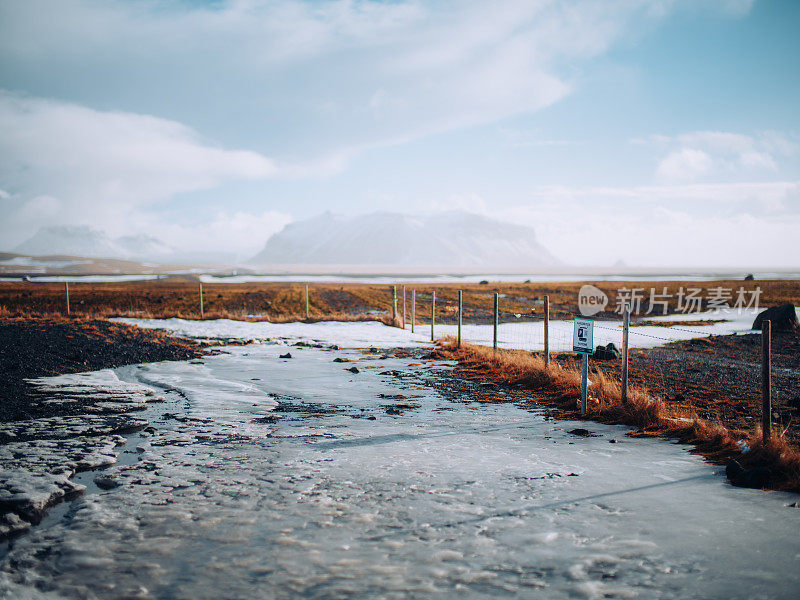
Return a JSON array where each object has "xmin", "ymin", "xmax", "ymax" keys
[{"xmin": 2, "ymin": 326, "xmax": 799, "ymax": 599}]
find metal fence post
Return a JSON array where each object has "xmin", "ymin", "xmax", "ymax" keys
[
  {"xmin": 543, "ymin": 295, "xmax": 549, "ymax": 367},
  {"xmin": 622, "ymin": 305, "xmax": 629, "ymax": 404},
  {"xmin": 493, "ymin": 292, "xmax": 498, "ymax": 352},
  {"xmin": 581, "ymin": 353, "xmax": 588, "ymax": 415},
  {"xmin": 430, "ymin": 291, "xmax": 435, "ymax": 342},
  {"xmin": 457, "ymin": 290, "xmax": 463, "ymax": 348},
  {"xmin": 402, "ymin": 285, "xmax": 406, "ymax": 329},
  {"xmin": 411, "ymin": 290, "xmax": 415, "ymax": 333},
  {"xmin": 762, "ymin": 320, "xmax": 772, "ymax": 444}
]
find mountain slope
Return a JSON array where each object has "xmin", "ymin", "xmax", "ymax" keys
[
  {"xmin": 14, "ymin": 226, "xmax": 176, "ymax": 262},
  {"xmin": 15, "ymin": 226, "xmax": 126, "ymax": 259},
  {"xmin": 249, "ymin": 211, "xmax": 560, "ymax": 270}
]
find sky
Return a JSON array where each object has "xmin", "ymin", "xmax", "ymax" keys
[{"xmin": 0, "ymin": 0, "xmax": 798, "ymax": 268}]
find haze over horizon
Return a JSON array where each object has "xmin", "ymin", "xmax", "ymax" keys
[{"xmin": 1, "ymin": 0, "xmax": 799, "ymax": 268}]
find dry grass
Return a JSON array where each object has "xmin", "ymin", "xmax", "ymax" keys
[
  {"xmin": 437, "ymin": 337, "xmax": 800, "ymax": 492},
  {"xmin": 2, "ymin": 278, "xmax": 798, "ymax": 324}
]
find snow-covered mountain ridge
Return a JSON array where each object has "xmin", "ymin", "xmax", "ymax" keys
[{"xmin": 249, "ymin": 211, "xmax": 560, "ymax": 270}]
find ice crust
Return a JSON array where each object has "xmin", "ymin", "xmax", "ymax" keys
[
  {"xmin": 119, "ymin": 307, "xmax": 764, "ymax": 351},
  {"xmin": 2, "ymin": 341, "xmax": 799, "ymax": 599}
]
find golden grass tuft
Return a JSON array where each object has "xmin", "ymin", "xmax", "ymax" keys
[{"xmin": 437, "ymin": 336, "xmax": 800, "ymax": 492}]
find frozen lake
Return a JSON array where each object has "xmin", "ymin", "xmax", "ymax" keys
[{"xmin": 2, "ymin": 326, "xmax": 799, "ymax": 599}]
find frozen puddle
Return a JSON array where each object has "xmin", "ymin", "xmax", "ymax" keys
[{"xmin": 2, "ymin": 342, "xmax": 799, "ymax": 599}]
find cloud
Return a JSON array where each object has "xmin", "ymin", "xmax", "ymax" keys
[
  {"xmin": 149, "ymin": 210, "xmax": 294, "ymax": 260},
  {"xmin": 525, "ymin": 181, "xmax": 799, "ymax": 210},
  {"xmin": 0, "ymin": 0, "xmax": 714, "ymax": 161},
  {"xmin": 646, "ymin": 130, "xmax": 796, "ymax": 182},
  {"xmin": 498, "ymin": 184, "xmax": 799, "ymax": 268},
  {"xmin": 657, "ymin": 148, "xmax": 714, "ymax": 182},
  {"xmin": 0, "ymin": 91, "xmax": 286, "ymax": 247}
]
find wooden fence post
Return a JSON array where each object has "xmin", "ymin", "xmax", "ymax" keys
[
  {"xmin": 199, "ymin": 282, "xmax": 204, "ymax": 320},
  {"xmin": 411, "ymin": 290, "xmax": 415, "ymax": 333},
  {"xmin": 430, "ymin": 291, "xmax": 435, "ymax": 342},
  {"xmin": 762, "ymin": 320, "xmax": 772, "ymax": 444},
  {"xmin": 457, "ymin": 290, "xmax": 463, "ymax": 348},
  {"xmin": 493, "ymin": 292, "xmax": 498, "ymax": 352},
  {"xmin": 65, "ymin": 281, "xmax": 70, "ymax": 316},
  {"xmin": 402, "ymin": 286, "xmax": 406, "ymax": 329},
  {"xmin": 392, "ymin": 285, "xmax": 397, "ymax": 326},
  {"xmin": 543, "ymin": 295, "xmax": 549, "ymax": 367},
  {"xmin": 305, "ymin": 284, "xmax": 310, "ymax": 319},
  {"xmin": 622, "ymin": 305, "xmax": 630, "ymax": 404}
]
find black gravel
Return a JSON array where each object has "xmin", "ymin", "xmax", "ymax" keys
[{"xmin": 0, "ymin": 318, "xmax": 204, "ymax": 423}]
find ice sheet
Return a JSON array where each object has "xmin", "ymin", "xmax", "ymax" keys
[{"xmin": 2, "ymin": 344, "xmax": 798, "ymax": 599}]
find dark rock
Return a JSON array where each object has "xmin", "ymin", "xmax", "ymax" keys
[
  {"xmin": 725, "ymin": 459, "xmax": 771, "ymax": 489},
  {"xmin": 385, "ymin": 406, "xmax": 403, "ymax": 415},
  {"xmin": 93, "ymin": 474, "xmax": 121, "ymax": 490},
  {"xmin": 422, "ymin": 352, "xmax": 438, "ymax": 359},
  {"xmin": 479, "ymin": 280, "xmax": 489, "ymax": 285},
  {"xmin": 752, "ymin": 303, "xmax": 800, "ymax": 332},
  {"xmin": 608, "ymin": 439, "xmax": 617, "ymax": 443},
  {"xmin": 744, "ymin": 274, "xmax": 755, "ymax": 281},
  {"xmin": 333, "ymin": 357, "xmax": 349, "ymax": 363},
  {"xmin": 592, "ymin": 343, "xmax": 620, "ymax": 360},
  {"xmin": 567, "ymin": 428, "xmax": 597, "ymax": 437},
  {"xmin": 279, "ymin": 352, "xmax": 292, "ymax": 359},
  {"xmin": 347, "ymin": 366, "xmax": 360, "ymax": 374}
]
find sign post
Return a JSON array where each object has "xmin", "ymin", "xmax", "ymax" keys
[{"xmin": 573, "ymin": 317, "xmax": 594, "ymax": 415}]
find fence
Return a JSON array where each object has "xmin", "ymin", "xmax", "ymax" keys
[
  {"xmin": 388, "ymin": 285, "xmax": 782, "ymax": 435},
  {"xmin": 2, "ymin": 278, "xmax": 788, "ymax": 440}
]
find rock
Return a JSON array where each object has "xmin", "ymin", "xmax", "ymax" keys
[
  {"xmin": 567, "ymin": 428, "xmax": 596, "ymax": 437},
  {"xmin": 347, "ymin": 367, "xmax": 360, "ymax": 374},
  {"xmin": 93, "ymin": 474, "xmax": 121, "ymax": 490},
  {"xmin": 479, "ymin": 280, "xmax": 489, "ymax": 285},
  {"xmin": 752, "ymin": 303, "xmax": 800, "ymax": 332},
  {"xmin": 744, "ymin": 274, "xmax": 755, "ymax": 281},
  {"xmin": 279, "ymin": 352, "xmax": 292, "ymax": 359},
  {"xmin": 725, "ymin": 459, "xmax": 771, "ymax": 489},
  {"xmin": 332, "ymin": 357, "xmax": 349, "ymax": 363},
  {"xmin": 592, "ymin": 343, "xmax": 620, "ymax": 360}
]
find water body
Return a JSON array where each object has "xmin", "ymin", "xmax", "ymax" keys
[
  {"xmin": 3, "ymin": 271, "xmax": 800, "ymax": 283},
  {"xmin": 2, "ymin": 341, "xmax": 798, "ymax": 599}
]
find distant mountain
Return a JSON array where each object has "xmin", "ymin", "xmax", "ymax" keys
[
  {"xmin": 14, "ymin": 226, "xmax": 176, "ymax": 262},
  {"xmin": 249, "ymin": 211, "xmax": 560, "ymax": 271},
  {"xmin": 116, "ymin": 234, "xmax": 174, "ymax": 260}
]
